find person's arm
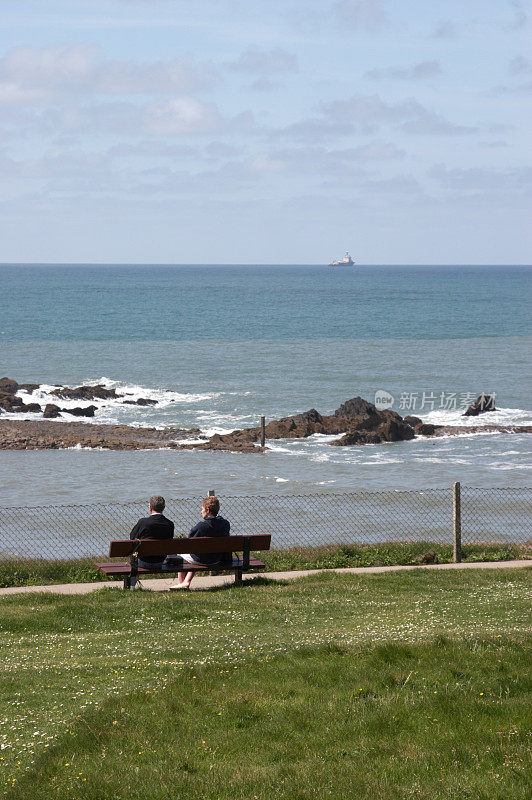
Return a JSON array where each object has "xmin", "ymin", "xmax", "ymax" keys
[
  {"xmin": 188, "ymin": 522, "xmax": 202, "ymax": 539},
  {"xmin": 129, "ymin": 520, "xmax": 142, "ymax": 540}
]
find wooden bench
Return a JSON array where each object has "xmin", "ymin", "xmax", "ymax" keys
[{"xmin": 95, "ymin": 534, "xmax": 271, "ymax": 589}]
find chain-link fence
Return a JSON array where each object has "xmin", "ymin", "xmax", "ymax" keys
[{"xmin": 0, "ymin": 486, "xmax": 530, "ymax": 563}]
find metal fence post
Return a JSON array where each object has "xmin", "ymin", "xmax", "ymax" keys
[
  {"xmin": 453, "ymin": 481, "xmax": 462, "ymax": 563},
  {"xmin": 260, "ymin": 416, "xmax": 266, "ymax": 448}
]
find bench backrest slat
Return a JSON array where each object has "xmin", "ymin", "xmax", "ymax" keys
[{"xmin": 109, "ymin": 534, "xmax": 271, "ymax": 558}]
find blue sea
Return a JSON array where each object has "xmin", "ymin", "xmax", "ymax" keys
[{"xmin": 1, "ymin": 264, "xmax": 530, "ymax": 506}]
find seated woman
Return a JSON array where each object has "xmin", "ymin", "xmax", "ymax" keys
[{"xmin": 170, "ymin": 495, "xmax": 232, "ymax": 590}]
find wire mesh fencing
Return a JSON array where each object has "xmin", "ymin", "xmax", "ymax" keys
[
  {"xmin": 0, "ymin": 486, "xmax": 530, "ymax": 564},
  {"xmin": 461, "ymin": 487, "xmax": 532, "ymax": 546}
]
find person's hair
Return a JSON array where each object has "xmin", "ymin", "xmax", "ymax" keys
[
  {"xmin": 202, "ymin": 496, "xmax": 220, "ymax": 516},
  {"xmin": 149, "ymin": 495, "xmax": 165, "ymax": 513}
]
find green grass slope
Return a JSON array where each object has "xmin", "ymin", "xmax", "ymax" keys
[{"xmin": 1, "ymin": 568, "xmax": 530, "ymax": 799}]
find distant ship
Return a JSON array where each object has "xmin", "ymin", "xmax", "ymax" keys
[{"xmin": 329, "ymin": 252, "xmax": 354, "ymax": 266}]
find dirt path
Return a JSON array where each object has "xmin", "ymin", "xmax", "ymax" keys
[{"xmin": 1, "ymin": 558, "xmax": 530, "ymax": 596}]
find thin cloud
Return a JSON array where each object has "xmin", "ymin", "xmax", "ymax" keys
[
  {"xmin": 365, "ymin": 61, "xmax": 441, "ymax": 81},
  {"xmin": 509, "ymin": 56, "xmax": 532, "ymax": 74},
  {"xmin": 0, "ymin": 44, "xmax": 218, "ymax": 108},
  {"xmin": 271, "ymin": 94, "xmax": 477, "ymax": 142},
  {"xmin": 430, "ymin": 163, "xmax": 532, "ymax": 197},
  {"xmin": 332, "ymin": 0, "xmax": 387, "ymax": 31},
  {"xmin": 265, "ymin": 142, "xmax": 404, "ymax": 176},
  {"xmin": 227, "ymin": 47, "xmax": 298, "ymax": 74},
  {"xmin": 320, "ymin": 94, "xmax": 476, "ymax": 136},
  {"xmin": 507, "ymin": 1, "xmax": 528, "ymax": 30},
  {"xmin": 430, "ymin": 21, "xmax": 458, "ymax": 39},
  {"xmin": 249, "ymin": 78, "xmax": 278, "ymax": 92}
]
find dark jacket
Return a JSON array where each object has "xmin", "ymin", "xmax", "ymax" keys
[
  {"xmin": 188, "ymin": 515, "xmax": 231, "ymax": 566},
  {"xmin": 129, "ymin": 513, "xmax": 174, "ymax": 564}
]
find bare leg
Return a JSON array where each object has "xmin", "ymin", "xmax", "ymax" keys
[
  {"xmin": 171, "ymin": 569, "xmax": 195, "ymax": 590},
  {"xmin": 180, "ymin": 570, "xmax": 194, "ymax": 588}
]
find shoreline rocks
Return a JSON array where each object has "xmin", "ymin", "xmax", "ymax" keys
[
  {"xmin": 0, "ymin": 420, "xmax": 199, "ymax": 450},
  {"xmin": 190, "ymin": 397, "xmax": 421, "ymax": 450},
  {"xmin": 0, "ymin": 416, "xmax": 529, "ymax": 452},
  {"xmin": 0, "ymin": 377, "xmax": 160, "ymax": 418},
  {"xmin": 0, "ymin": 381, "xmax": 529, "ymax": 452}
]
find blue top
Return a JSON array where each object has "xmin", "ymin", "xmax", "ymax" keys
[{"xmin": 188, "ymin": 515, "xmax": 231, "ymax": 566}]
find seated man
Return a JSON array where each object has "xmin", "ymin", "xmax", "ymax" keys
[
  {"xmin": 170, "ymin": 495, "xmax": 231, "ymax": 590},
  {"xmin": 129, "ymin": 495, "xmax": 174, "ymax": 589}
]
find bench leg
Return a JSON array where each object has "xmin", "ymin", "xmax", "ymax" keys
[
  {"xmin": 123, "ymin": 575, "xmax": 131, "ymax": 590},
  {"xmin": 234, "ymin": 569, "xmax": 243, "ymax": 586}
]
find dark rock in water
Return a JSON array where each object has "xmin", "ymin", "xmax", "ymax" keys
[
  {"xmin": 265, "ymin": 408, "xmax": 327, "ymax": 439},
  {"xmin": 0, "ymin": 393, "xmax": 23, "ymax": 411},
  {"xmin": 331, "ymin": 430, "xmax": 382, "ymax": 446},
  {"xmin": 415, "ymin": 423, "xmax": 436, "ymax": 436},
  {"xmin": 51, "ymin": 384, "xmax": 119, "ymax": 401},
  {"xmin": 0, "ymin": 378, "xmax": 18, "ymax": 394},
  {"xmin": 403, "ymin": 415, "xmax": 423, "ymax": 427},
  {"xmin": 0, "ymin": 379, "xmax": 44, "ymax": 413},
  {"xmin": 65, "ymin": 405, "xmax": 97, "ymax": 417},
  {"xmin": 376, "ymin": 420, "xmax": 415, "ymax": 442},
  {"xmin": 207, "ymin": 430, "xmax": 258, "ymax": 451},
  {"xmin": 333, "ymin": 397, "xmax": 379, "ymax": 419},
  {"xmin": 122, "ymin": 397, "xmax": 157, "ymax": 406},
  {"xmin": 463, "ymin": 394, "xmax": 496, "ymax": 416},
  {"xmin": 205, "ymin": 396, "xmax": 421, "ymax": 450},
  {"xmin": 0, "ymin": 393, "xmax": 41, "ymax": 413},
  {"xmin": 329, "ymin": 401, "xmax": 416, "ymax": 446},
  {"xmin": 18, "ymin": 383, "xmax": 40, "ymax": 394},
  {"xmin": 21, "ymin": 403, "xmax": 42, "ymax": 413},
  {"xmin": 43, "ymin": 404, "xmax": 61, "ymax": 419}
]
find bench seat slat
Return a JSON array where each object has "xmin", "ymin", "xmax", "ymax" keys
[{"xmin": 95, "ymin": 557, "xmax": 266, "ymax": 576}]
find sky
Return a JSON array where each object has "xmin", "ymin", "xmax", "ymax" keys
[{"xmin": 0, "ymin": 0, "xmax": 530, "ymax": 264}]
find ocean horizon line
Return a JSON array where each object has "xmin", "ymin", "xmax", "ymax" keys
[{"xmin": 1, "ymin": 262, "xmax": 531, "ymax": 269}]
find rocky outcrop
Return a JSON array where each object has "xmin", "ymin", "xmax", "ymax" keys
[
  {"xmin": 0, "ymin": 420, "xmax": 198, "ymax": 450},
  {"xmin": 66, "ymin": 406, "xmax": 97, "ymax": 417},
  {"xmin": 403, "ymin": 415, "xmax": 423, "ymax": 427},
  {"xmin": 43, "ymin": 404, "xmax": 61, "ymax": 419},
  {"xmin": 0, "ymin": 377, "xmax": 19, "ymax": 394},
  {"xmin": 432, "ymin": 424, "xmax": 531, "ymax": 436},
  {"xmin": 0, "ymin": 413, "xmax": 530, "ymax": 452},
  {"xmin": 463, "ymin": 395, "xmax": 496, "ymax": 416},
  {"xmin": 20, "ymin": 403, "xmax": 42, "ymax": 413},
  {"xmin": 414, "ymin": 423, "xmax": 436, "ymax": 436},
  {"xmin": 189, "ymin": 396, "xmax": 420, "ymax": 450},
  {"xmin": 51, "ymin": 384, "xmax": 119, "ymax": 401},
  {"xmin": 0, "ymin": 377, "xmax": 160, "ymax": 418},
  {"xmin": 122, "ymin": 398, "xmax": 157, "ymax": 406},
  {"xmin": 333, "ymin": 397, "xmax": 380, "ymax": 419},
  {"xmin": 0, "ymin": 390, "xmax": 41, "ymax": 414},
  {"xmin": 0, "ymin": 393, "xmax": 23, "ymax": 412},
  {"xmin": 331, "ymin": 417, "xmax": 415, "ymax": 446}
]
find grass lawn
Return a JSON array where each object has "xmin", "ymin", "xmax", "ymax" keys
[{"xmin": 0, "ymin": 568, "xmax": 530, "ymax": 798}]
